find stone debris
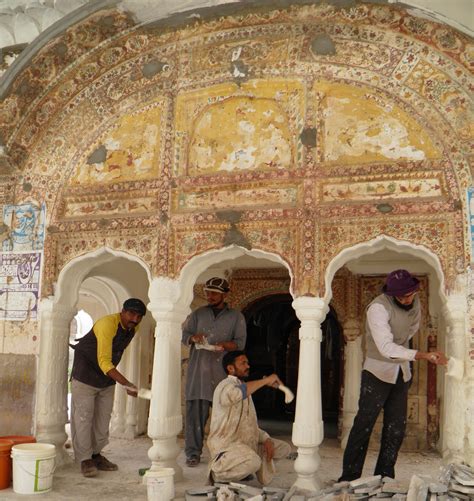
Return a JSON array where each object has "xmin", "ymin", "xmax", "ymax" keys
[{"xmin": 184, "ymin": 463, "xmax": 474, "ymax": 501}]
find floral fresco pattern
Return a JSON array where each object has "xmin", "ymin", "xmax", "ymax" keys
[{"xmin": 0, "ymin": 2, "xmax": 470, "ymax": 299}]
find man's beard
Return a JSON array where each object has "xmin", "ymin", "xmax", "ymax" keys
[{"xmin": 393, "ymin": 297, "xmax": 414, "ymax": 311}]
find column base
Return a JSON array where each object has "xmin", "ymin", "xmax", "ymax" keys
[
  {"xmin": 292, "ymin": 446, "xmax": 321, "ymax": 492},
  {"xmin": 147, "ymin": 437, "xmax": 183, "ymax": 482},
  {"xmin": 36, "ymin": 428, "xmax": 70, "ymax": 466}
]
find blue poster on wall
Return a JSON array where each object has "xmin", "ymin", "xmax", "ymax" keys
[
  {"xmin": 2, "ymin": 202, "xmax": 46, "ymax": 252},
  {"xmin": 468, "ymin": 187, "xmax": 474, "ymax": 263}
]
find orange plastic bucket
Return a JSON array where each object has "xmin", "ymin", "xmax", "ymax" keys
[
  {"xmin": 0, "ymin": 436, "xmax": 36, "ymax": 446},
  {"xmin": 0, "ymin": 439, "xmax": 14, "ymax": 489}
]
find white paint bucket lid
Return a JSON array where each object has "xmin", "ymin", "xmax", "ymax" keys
[{"xmin": 12, "ymin": 443, "xmax": 55, "ymax": 458}]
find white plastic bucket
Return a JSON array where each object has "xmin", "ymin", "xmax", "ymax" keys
[
  {"xmin": 146, "ymin": 467, "xmax": 175, "ymax": 501},
  {"xmin": 11, "ymin": 443, "xmax": 56, "ymax": 495}
]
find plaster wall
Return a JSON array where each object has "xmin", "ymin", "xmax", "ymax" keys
[{"xmin": 0, "ymin": 353, "xmax": 36, "ymax": 435}]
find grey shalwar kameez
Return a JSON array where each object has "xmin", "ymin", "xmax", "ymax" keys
[{"xmin": 182, "ymin": 304, "xmax": 247, "ymax": 460}]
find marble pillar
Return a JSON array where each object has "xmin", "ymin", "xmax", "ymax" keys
[
  {"xmin": 147, "ymin": 278, "xmax": 188, "ymax": 481},
  {"xmin": 442, "ymin": 292, "xmax": 467, "ymax": 462},
  {"xmin": 291, "ymin": 296, "xmax": 328, "ymax": 491},
  {"xmin": 35, "ymin": 298, "xmax": 76, "ymax": 465},
  {"xmin": 340, "ymin": 318, "xmax": 363, "ymax": 449}
]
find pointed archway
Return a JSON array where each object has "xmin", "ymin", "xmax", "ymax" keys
[
  {"xmin": 145, "ymin": 244, "xmax": 295, "ymax": 480},
  {"xmin": 323, "ymin": 235, "xmax": 463, "ymax": 459},
  {"xmin": 35, "ymin": 247, "xmax": 151, "ymax": 464}
]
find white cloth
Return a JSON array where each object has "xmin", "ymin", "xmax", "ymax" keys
[{"xmin": 363, "ymin": 302, "xmax": 419, "ymax": 384}]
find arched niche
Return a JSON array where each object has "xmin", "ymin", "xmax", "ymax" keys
[
  {"xmin": 176, "ymin": 244, "xmax": 294, "ymax": 310},
  {"xmin": 35, "ymin": 247, "xmax": 152, "ymax": 463},
  {"xmin": 324, "ymin": 234, "xmax": 451, "ymax": 454}
]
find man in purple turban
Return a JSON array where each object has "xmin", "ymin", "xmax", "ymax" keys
[{"xmin": 339, "ymin": 270, "xmax": 447, "ymax": 481}]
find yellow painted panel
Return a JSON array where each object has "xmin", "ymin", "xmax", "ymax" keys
[
  {"xmin": 315, "ymin": 81, "xmax": 441, "ymax": 164},
  {"xmin": 175, "ymin": 79, "xmax": 305, "ymax": 175},
  {"xmin": 70, "ymin": 103, "xmax": 164, "ymax": 185}
]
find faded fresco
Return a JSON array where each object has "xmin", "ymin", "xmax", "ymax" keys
[
  {"xmin": 172, "ymin": 182, "xmax": 302, "ymax": 212},
  {"xmin": 175, "ymin": 80, "xmax": 304, "ymax": 176},
  {"xmin": 320, "ymin": 175, "xmax": 445, "ymax": 203},
  {"xmin": 2, "ymin": 202, "xmax": 46, "ymax": 252},
  {"xmin": 70, "ymin": 102, "xmax": 164, "ymax": 185},
  {"xmin": 62, "ymin": 194, "xmax": 157, "ymax": 219},
  {"xmin": 0, "ymin": 2, "xmax": 470, "ymax": 298},
  {"xmin": 0, "ymin": 252, "xmax": 41, "ymax": 321},
  {"xmin": 316, "ymin": 82, "xmax": 441, "ymax": 164}
]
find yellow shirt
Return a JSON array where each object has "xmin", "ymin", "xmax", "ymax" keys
[{"xmin": 94, "ymin": 313, "xmax": 140, "ymax": 374}]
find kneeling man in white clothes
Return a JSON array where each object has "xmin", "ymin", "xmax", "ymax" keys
[{"xmin": 207, "ymin": 350, "xmax": 291, "ymax": 485}]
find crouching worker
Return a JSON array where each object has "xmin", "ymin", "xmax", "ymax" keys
[{"xmin": 207, "ymin": 350, "xmax": 291, "ymax": 485}]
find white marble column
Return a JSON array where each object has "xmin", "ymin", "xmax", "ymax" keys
[
  {"xmin": 291, "ymin": 296, "xmax": 328, "ymax": 492},
  {"xmin": 146, "ymin": 278, "xmax": 189, "ymax": 481},
  {"xmin": 124, "ymin": 334, "xmax": 140, "ymax": 438},
  {"xmin": 110, "ymin": 357, "xmax": 127, "ymax": 437},
  {"xmin": 340, "ymin": 319, "xmax": 363, "ymax": 449},
  {"xmin": 442, "ymin": 292, "xmax": 467, "ymax": 462},
  {"xmin": 35, "ymin": 298, "xmax": 76, "ymax": 465},
  {"xmin": 466, "ymin": 372, "xmax": 474, "ymax": 467}
]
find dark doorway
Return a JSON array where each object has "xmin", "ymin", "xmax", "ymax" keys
[{"xmin": 243, "ymin": 295, "xmax": 343, "ymax": 435}]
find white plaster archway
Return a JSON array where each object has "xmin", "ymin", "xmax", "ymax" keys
[
  {"xmin": 35, "ymin": 247, "xmax": 152, "ymax": 464},
  {"xmin": 178, "ymin": 244, "xmax": 295, "ymax": 308},
  {"xmin": 323, "ymin": 234, "xmax": 469, "ymax": 463},
  {"xmin": 55, "ymin": 246, "xmax": 152, "ymax": 311},
  {"xmin": 324, "ymin": 234, "xmax": 446, "ymax": 305},
  {"xmin": 145, "ymin": 245, "xmax": 296, "ymax": 481}
]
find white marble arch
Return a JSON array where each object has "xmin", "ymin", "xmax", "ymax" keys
[
  {"xmin": 35, "ymin": 246, "xmax": 152, "ymax": 465},
  {"xmin": 145, "ymin": 245, "xmax": 342, "ymax": 491},
  {"xmin": 324, "ymin": 235, "xmax": 470, "ymax": 468},
  {"xmin": 147, "ymin": 246, "xmax": 289, "ymax": 478}
]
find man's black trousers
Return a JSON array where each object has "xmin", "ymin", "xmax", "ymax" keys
[{"xmin": 339, "ymin": 369, "xmax": 410, "ymax": 481}]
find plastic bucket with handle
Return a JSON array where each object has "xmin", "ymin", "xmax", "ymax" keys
[
  {"xmin": 11, "ymin": 443, "xmax": 56, "ymax": 495},
  {"xmin": 0, "ymin": 439, "xmax": 14, "ymax": 490},
  {"xmin": 1, "ymin": 435, "xmax": 36, "ymax": 446}
]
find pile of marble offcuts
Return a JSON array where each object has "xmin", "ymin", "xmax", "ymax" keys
[{"xmin": 184, "ymin": 463, "xmax": 474, "ymax": 501}]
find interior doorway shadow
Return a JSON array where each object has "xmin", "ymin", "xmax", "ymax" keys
[{"xmin": 244, "ymin": 294, "xmax": 343, "ymax": 437}]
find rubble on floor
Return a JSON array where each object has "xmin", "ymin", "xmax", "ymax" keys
[{"xmin": 184, "ymin": 464, "xmax": 474, "ymax": 501}]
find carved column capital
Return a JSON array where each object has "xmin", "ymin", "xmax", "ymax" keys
[{"xmin": 292, "ymin": 296, "xmax": 327, "ymax": 322}]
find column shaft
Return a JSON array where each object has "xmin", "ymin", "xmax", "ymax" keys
[
  {"xmin": 35, "ymin": 299, "xmax": 75, "ymax": 465},
  {"xmin": 291, "ymin": 296, "xmax": 328, "ymax": 492}
]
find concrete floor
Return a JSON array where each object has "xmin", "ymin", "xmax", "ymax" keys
[{"xmin": 0, "ymin": 426, "xmax": 445, "ymax": 501}]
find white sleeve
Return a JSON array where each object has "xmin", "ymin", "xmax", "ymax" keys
[{"xmin": 367, "ymin": 304, "xmax": 418, "ymax": 361}]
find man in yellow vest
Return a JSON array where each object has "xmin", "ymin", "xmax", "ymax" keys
[{"xmin": 70, "ymin": 298, "xmax": 146, "ymax": 477}]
